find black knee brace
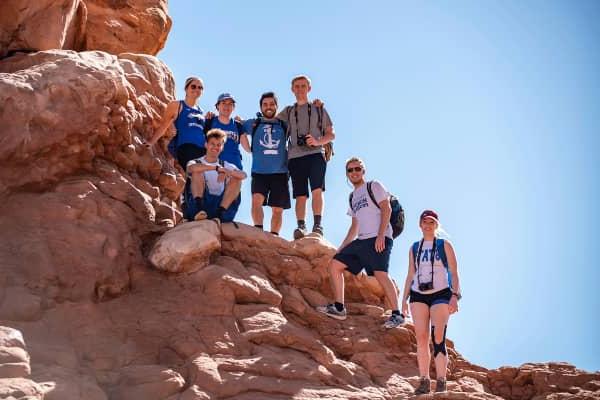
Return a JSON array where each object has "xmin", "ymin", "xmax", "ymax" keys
[{"xmin": 431, "ymin": 325, "xmax": 447, "ymax": 357}]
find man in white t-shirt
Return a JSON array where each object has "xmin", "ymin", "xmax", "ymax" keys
[
  {"xmin": 316, "ymin": 157, "xmax": 404, "ymax": 329},
  {"xmin": 186, "ymin": 129, "xmax": 247, "ymax": 222}
]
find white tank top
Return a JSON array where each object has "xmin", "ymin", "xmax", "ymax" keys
[{"xmin": 411, "ymin": 240, "xmax": 450, "ymax": 294}]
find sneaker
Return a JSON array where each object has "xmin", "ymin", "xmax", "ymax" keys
[
  {"xmin": 312, "ymin": 224, "xmax": 324, "ymax": 236},
  {"xmin": 414, "ymin": 377, "xmax": 431, "ymax": 395},
  {"xmin": 293, "ymin": 226, "xmax": 307, "ymax": 240},
  {"xmin": 316, "ymin": 303, "xmax": 347, "ymax": 320},
  {"xmin": 382, "ymin": 313, "xmax": 405, "ymax": 329},
  {"xmin": 435, "ymin": 378, "xmax": 447, "ymax": 393},
  {"xmin": 194, "ymin": 211, "xmax": 207, "ymax": 221}
]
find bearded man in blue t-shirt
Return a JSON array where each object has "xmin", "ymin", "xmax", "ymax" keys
[{"xmin": 240, "ymin": 92, "xmax": 291, "ymax": 236}]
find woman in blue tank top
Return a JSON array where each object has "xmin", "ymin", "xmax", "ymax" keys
[{"xmin": 146, "ymin": 76, "xmax": 207, "ymax": 170}]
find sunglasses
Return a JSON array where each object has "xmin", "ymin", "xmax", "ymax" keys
[
  {"xmin": 346, "ymin": 167, "xmax": 363, "ymax": 173},
  {"xmin": 189, "ymin": 84, "xmax": 203, "ymax": 90}
]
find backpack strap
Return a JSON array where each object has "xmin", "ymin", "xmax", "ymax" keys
[
  {"xmin": 204, "ymin": 116, "xmax": 213, "ymax": 134},
  {"xmin": 366, "ymin": 181, "xmax": 381, "ymax": 209},
  {"xmin": 348, "ymin": 192, "xmax": 353, "ymax": 211},
  {"xmin": 219, "ymin": 159, "xmax": 225, "ymax": 168},
  {"xmin": 436, "ymin": 239, "xmax": 449, "ymax": 270},
  {"xmin": 316, "ymin": 105, "xmax": 324, "ymax": 135},
  {"xmin": 412, "ymin": 241, "xmax": 420, "ymax": 271},
  {"xmin": 234, "ymin": 120, "xmax": 244, "ymax": 144}
]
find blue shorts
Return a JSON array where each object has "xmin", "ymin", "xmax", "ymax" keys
[
  {"xmin": 409, "ymin": 288, "xmax": 452, "ymax": 307},
  {"xmin": 333, "ymin": 237, "xmax": 393, "ymax": 275},
  {"xmin": 185, "ymin": 190, "xmax": 240, "ymax": 222}
]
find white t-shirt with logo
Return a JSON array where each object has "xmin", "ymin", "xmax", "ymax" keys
[
  {"xmin": 187, "ymin": 156, "xmax": 238, "ymax": 196},
  {"xmin": 410, "ymin": 240, "xmax": 451, "ymax": 293},
  {"xmin": 348, "ymin": 180, "xmax": 393, "ymax": 240}
]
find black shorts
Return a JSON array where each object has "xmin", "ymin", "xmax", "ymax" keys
[
  {"xmin": 409, "ymin": 288, "xmax": 452, "ymax": 307},
  {"xmin": 333, "ymin": 237, "xmax": 393, "ymax": 275},
  {"xmin": 177, "ymin": 143, "xmax": 206, "ymax": 170},
  {"xmin": 288, "ymin": 153, "xmax": 326, "ymax": 198},
  {"xmin": 251, "ymin": 173, "xmax": 291, "ymax": 209}
]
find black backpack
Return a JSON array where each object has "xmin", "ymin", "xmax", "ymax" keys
[{"xmin": 348, "ymin": 181, "xmax": 405, "ymax": 238}]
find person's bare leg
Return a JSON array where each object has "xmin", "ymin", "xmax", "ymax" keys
[
  {"xmin": 251, "ymin": 193, "xmax": 265, "ymax": 227},
  {"xmin": 311, "ymin": 188, "xmax": 323, "ymax": 216},
  {"xmin": 220, "ymin": 177, "xmax": 241, "ymax": 209},
  {"xmin": 430, "ymin": 303, "xmax": 451, "ymax": 381},
  {"xmin": 295, "ymin": 195, "xmax": 307, "ymax": 222},
  {"xmin": 271, "ymin": 207, "xmax": 283, "ymax": 234},
  {"xmin": 373, "ymin": 271, "xmax": 399, "ymax": 311},
  {"xmin": 190, "ymin": 171, "xmax": 205, "ymax": 198},
  {"xmin": 410, "ymin": 302, "xmax": 431, "ymax": 378},
  {"xmin": 329, "ymin": 259, "xmax": 347, "ymax": 304}
]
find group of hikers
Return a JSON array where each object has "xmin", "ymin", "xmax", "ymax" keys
[{"xmin": 145, "ymin": 74, "xmax": 462, "ymax": 395}]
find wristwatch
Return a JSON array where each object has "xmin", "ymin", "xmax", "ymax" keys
[{"xmin": 452, "ymin": 291, "xmax": 462, "ymax": 301}]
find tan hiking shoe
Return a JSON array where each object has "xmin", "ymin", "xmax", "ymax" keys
[{"xmin": 194, "ymin": 211, "xmax": 207, "ymax": 221}]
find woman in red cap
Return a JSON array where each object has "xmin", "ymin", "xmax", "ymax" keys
[{"xmin": 400, "ymin": 210, "xmax": 461, "ymax": 394}]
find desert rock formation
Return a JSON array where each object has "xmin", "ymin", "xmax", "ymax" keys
[
  {"xmin": 0, "ymin": 1, "xmax": 598, "ymax": 399},
  {"xmin": 0, "ymin": 0, "xmax": 171, "ymax": 58}
]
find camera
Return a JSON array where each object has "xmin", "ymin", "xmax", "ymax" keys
[
  {"xmin": 297, "ymin": 134, "xmax": 308, "ymax": 147},
  {"xmin": 418, "ymin": 282, "xmax": 434, "ymax": 291}
]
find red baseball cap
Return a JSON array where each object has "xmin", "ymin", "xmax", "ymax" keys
[{"xmin": 420, "ymin": 209, "xmax": 439, "ymax": 222}]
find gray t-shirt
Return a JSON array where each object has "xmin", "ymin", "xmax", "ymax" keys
[
  {"xmin": 348, "ymin": 180, "xmax": 393, "ymax": 240},
  {"xmin": 277, "ymin": 103, "xmax": 333, "ymax": 160}
]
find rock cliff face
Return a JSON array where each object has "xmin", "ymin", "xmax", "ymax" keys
[
  {"xmin": 0, "ymin": 2, "xmax": 598, "ymax": 400},
  {"xmin": 0, "ymin": 0, "xmax": 171, "ymax": 58}
]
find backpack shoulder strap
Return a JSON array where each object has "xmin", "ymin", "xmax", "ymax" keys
[
  {"xmin": 412, "ymin": 241, "xmax": 420, "ymax": 270},
  {"xmin": 348, "ymin": 192, "xmax": 353, "ymax": 210},
  {"xmin": 234, "ymin": 120, "xmax": 244, "ymax": 143},
  {"xmin": 316, "ymin": 105, "xmax": 324, "ymax": 135},
  {"xmin": 249, "ymin": 118, "xmax": 262, "ymax": 152},
  {"xmin": 436, "ymin": 239, "xmax": 449, "ymax": 270},
  {"xmin": 204, "ymin": 116, "xmax": 213, "ymax": 133},
  {"xmin": 366, "ymin": 181, "xmax": 381, "ymax": 209},
  {"xmin": 275, "ymin": 117, "xmax": 288, "ymax": 135},
  {"xmin": 219, "ymin": 159, "xmax": 225, "ymax": 167}
]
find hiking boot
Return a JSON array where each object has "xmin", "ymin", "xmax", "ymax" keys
[
  {"xmin": 414, "ymin": 377, "xmax": 431, "ymax": 395},
  {"xmin": 312, "ymin": 224, "xmax": 324, "ymax": 236},
  {"xmin": 316, "ymin": 303, "xmax": 347, "ymax": 320},
  {"xmin": 293, "ymin": 226, "xmax": 307, "ymax": 240},
  {"xmin": 194, "ymin": 211, "xmax": 207, "ymax": 221},
  {"xmin": 435, "ymin": 378, "xmax": 447, "ymax": 393},
  {"xmin": 382, "ymin": 313, "xmax": 405, "ymax": 329}
]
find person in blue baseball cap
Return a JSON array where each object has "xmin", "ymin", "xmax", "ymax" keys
[{"xmin": 204, "ymin": 93, "xmax": 245, "ymax": 170}]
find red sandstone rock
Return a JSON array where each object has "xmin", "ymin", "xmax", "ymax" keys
[
  {"xmin": 0, "ymin": 0, "xmax": 171, "ymax": 58},
  {"xmin": 1, "ymin": 6, "xmax": 598, "ymax": 400}
]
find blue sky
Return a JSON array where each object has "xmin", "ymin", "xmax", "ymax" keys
[{"xmin": 159, "ymin": 1, "xmax": 600, "ymax": 372}]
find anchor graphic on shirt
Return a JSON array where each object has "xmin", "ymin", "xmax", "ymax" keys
[{"xmin": 259, "ymin": 125, "xmax": 279, "ymax": 155}]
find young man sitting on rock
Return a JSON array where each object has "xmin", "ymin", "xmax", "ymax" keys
[
  {"xmin": 186, "ymin": 129, "xmax": 247, "ymax": 222},
  {"xmin": 316, "ymin": 157, "xmax": 404, "ymax": 329}
]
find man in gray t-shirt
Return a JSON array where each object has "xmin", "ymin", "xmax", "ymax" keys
[{"xmin": 277, "ymin": 75, "xmax": 335, "ymax": 239}]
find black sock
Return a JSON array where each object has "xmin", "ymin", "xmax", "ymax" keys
[
  {"xmin": 255, "ymin": 224, "xmax": 264, "ymax": 229},
  {"xmin": 297, "ymin": 219, "xmax": 306, "ymax": 229},
  {"xmin": 392, "ymin": 310, "xmax": 401, "ymax": 316},
  {"xmin": 334, "ymin": 302, "xmax": 344, "ymax": 312},
  {"xmin": 194, "ymin": 196, "xmax": 204, "ymax": 211},
  {"xmin": 314, "ymin": 215, "xmax": 322, "ymax": 226},
  {"xmin": 216, "ymin": 206, "xmax": 226, "ymax": 219}
]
